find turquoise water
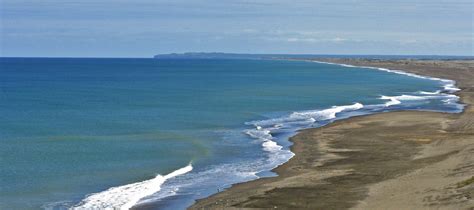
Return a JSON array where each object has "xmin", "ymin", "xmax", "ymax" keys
[{"xmin": 0, "ymin": 58, "xmax": 462, "ymax": 209}]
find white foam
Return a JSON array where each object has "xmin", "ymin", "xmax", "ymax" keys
[
  {"xmin": 246, "ymin": 103, "xmax": 364, "ymax": 128},
  {"xmin": 245, "ymin": 127, "xmax": 285, "ymax": 153},
  {"xmin": 340, "ymin": 64, "xmax": 357, "ymax": 68},
  {"xmin": 312, "ymin": 60, "xmax": 461, "ymax": 94},
  {"xmin": 396, "ymin": 95, "xmax": 426, "ymax": 100},
  {"xmin": 244, "ymin": 103, "xmax": 364, "ymax": 160},
  {"xmin": 312, "ymin": 60, "xmax": 463, "ymax": 109},
  {"xmin": 245, "ymin": 129, "xmax": 272, "ymax": 141},
  {"xmin": 291, "ymin": 103, "xmax": 364, "ymax": 120},
  {"xmin": 262, "ymin": 140, "xmax": 283, "ymax": 152},
  {"xmin": 418, "ymin": 90, "xmax": 441, "ymax": 95},
  {"xmin": 380, "ymin": 94, "xmax": 430, "ymax": 107},
  {"xmin": 443, "ymin": 83, "xmax": 461, "ymax": 92},
  {"xmin": 380, "ymin": 93, "xmax": 461, "ymax": 107},
  {"xmin": 136, "ymin": 156, "xmax": 294, "ymax": 206},
  {"xmin": 380, "ymin": 95, "xmax": 402, "ymax": 107},
  {"xmin": 73, "ymin": 164, "xmax": 193, "ymax": 210}
]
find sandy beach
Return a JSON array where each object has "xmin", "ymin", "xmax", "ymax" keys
[{"xmin": 190, "ymin": 58, "xmax": 474, "ymax": 209}]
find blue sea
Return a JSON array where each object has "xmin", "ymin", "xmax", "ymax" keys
[{"xmin": 0, "ymin": 58, "xmax": 463, "ymax": 209}]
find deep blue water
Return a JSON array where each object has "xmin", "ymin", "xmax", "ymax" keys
[{"xmin": 0, "ymin": 58, "xmax": 462, "ymax": 209}]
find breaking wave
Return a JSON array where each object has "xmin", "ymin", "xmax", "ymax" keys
[{"xmin": 72, "ymin": 164, "xmax": 193, "ymax": 210}]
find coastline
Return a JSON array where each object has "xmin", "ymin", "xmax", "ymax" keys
[{"xmin": 189, "ymin": 58, "xmax": 474, "ymax": 209}]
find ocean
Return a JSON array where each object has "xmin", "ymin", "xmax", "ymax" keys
[{"xmin": 0, "ymin": 58, "xmax": 463, "ymax": 209}]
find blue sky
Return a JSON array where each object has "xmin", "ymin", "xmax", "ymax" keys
[{"xmin": 1, "ymin": 0, "xmax": 473, "ymax": 57}]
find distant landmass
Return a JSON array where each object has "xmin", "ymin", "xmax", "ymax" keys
[{"xmin": 153, "ymin": 52, "xmax": 473, "ymax": 60}]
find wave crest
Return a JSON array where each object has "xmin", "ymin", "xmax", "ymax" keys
[{"xmin": 73, "ymin": 164, "xmax": 193, "ymax": 210}]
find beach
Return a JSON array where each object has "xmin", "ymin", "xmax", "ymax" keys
[{"xmin": 189, "ymin": 59, "xmax": 474, "ymax": 209}]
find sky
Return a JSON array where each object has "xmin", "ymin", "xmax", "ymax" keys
[{"xmin": 1, "ymin": 0, "xmax": 473, "ymax": 57}]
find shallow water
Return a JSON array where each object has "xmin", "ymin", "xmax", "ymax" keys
[{"xmin": 0, "ymin": 58, "xmax": 461, "ymax": 209}]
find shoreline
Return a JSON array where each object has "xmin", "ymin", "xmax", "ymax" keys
[{"xmin": 189, "ymin": 58, "xmax": 474, "ymax": 209}]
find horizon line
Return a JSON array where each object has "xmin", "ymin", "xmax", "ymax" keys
[{"xmin": 1, "ymin": 53, "xmax": 473, "ymax": 59}]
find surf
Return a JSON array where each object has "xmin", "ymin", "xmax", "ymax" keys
[{"xmin": 72, "ymin": 164, "xmax": 193, "ymax": 210}]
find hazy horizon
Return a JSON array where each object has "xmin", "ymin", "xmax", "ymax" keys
[
  {"xmin": 1, "ymin": 52, "xmax": 473, "ymax": 59},
  {"xmin": 1, "ymin": 0, "xmax": 473, "ymax": 57}
]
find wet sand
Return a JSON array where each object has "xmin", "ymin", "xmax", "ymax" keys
[{"xmin": 190, "ymin": 59, "xmax": 474, "ymax": 209}]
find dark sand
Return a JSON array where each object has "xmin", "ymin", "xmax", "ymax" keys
[{"xmin": 190, "ymin": 59, "xmax": 474, "ymax": 210}]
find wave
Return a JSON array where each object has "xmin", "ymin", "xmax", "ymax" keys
[
  {"xmin": 418, "ymin": 90, "xmax": 441, "ymax": 95},
  {"xmin": 243, "ymin": 103, "xmax": 364, "ymax": 167},
  {"xmin": 72, "ymin": 164, "xmax": 192, "ymax": 210},
  {"xmin": 443, "ymin": 83, "xmax": 461, "ymax": 92},
  {"xmin": 246, "ymin": 103, "xmax": 364, "ymax": 128},
  {"xmin": 292, "ymin": 103, "xmax": 364, "ymax": 120},
  {"xmin": 380, "ymin": 95, "xmax": 428, "ymax": 107},
  {"xmin": 380, "ymin": 95, "xmax": 402, "ymax": 107},
  {"xmin": 380, "ymin": 93, "xmax": 460, "ymax": 107}
]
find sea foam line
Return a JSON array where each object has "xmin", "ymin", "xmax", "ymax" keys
[
  {"xmin": 379, "ymin": 94, "xmax": 460, "ymax": 107},
  {"xmin": 244, "ymin": 103, "xmax": 364, "ymax": 159},
  {"xmin": 311, "ymin": 60, "xmax": 463, "ymax": 109},
  {"xmin": 311, "ymin": 60, "xmax": 461, "ymax": 93},
  {"xmin": 72, "ymin": 164, "xmax": 192, "ymax": 210}
]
